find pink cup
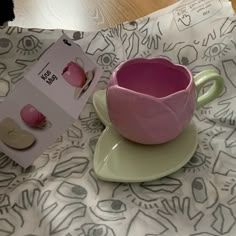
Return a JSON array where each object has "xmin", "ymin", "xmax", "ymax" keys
[
  {"xmin": 62, "ymin": 60, "xmax": 95, "ymax": 99},
  {"xmin": 107, "ymin": 57, "xmax": 224, "ymax": 145},
  {"xmin": 62, "ymin": 61, "xmax": 86, "ymax": 88},
  {"xmin": 20, "ymin": 104, "xmax": 46, "ymax": 128}
]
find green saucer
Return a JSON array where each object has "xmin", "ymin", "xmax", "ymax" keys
[{"xmin": 93, "ymin": 90, "xmax": 198, "ymax": 182}]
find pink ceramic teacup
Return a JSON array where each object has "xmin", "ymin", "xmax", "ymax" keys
[
  {"xmin": 107, "ymin": 57, "xmax": 224, "ymax": 145},
  {"xmin": 20, "ymin": 104, "xmax": 51, "ymax": 129}
]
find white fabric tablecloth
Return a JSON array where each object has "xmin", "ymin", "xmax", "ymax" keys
[{"xmin": 1, "ymin": 0, "xmax": 236, "ymax": 235}]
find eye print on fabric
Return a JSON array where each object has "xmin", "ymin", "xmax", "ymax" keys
[
  {"xmin": 183, "ymin": 152, "xmax": 211, "ymax": 173},
  {"xmin": 0, "ymin": 38, "xmax": 13, "ymax": 55},
  {"xmin": 112, "ymin": 178, "xmax": 182, "ymax": 210},
  {"xmin": 57, "ymin": 181, "xmax": 87, "ymax": 200},
  {"xmin": 17, "ymin": 35, "xmax": 42, "ymax": 55},
  {"xmin": 97, "ymin": 53, "xmax": 119, "ymax": 69},
  {"xmin": 90, "ymin": 199, "xmax": 126, "ymax": 221},
  {"xmin": 202, "ymin": 43, "xmax": 230, "ymax": 62},
  {"xmin": 80, "ymin": 112, "xmax": 104, "ymax": 134},
  {"xmin": 80, "ymin": 223, "xmax": 115, "ymax": 236}
]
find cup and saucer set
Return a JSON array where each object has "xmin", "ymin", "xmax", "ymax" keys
[{"xmin": 92, "ymin": 57, "xmax": 224, "ymax": 183}]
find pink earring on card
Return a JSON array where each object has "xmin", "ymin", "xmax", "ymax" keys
[
  {"xmin": 61, "ymin": 57, "xmax": 94, "ymax": 99},
  {"xmin": 20, "ymin": 104, "xmax": 51, "ymax": 129}
]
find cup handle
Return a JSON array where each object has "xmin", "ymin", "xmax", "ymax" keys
[{"xmin": 193, "ymin": 69, "xmax": 224, "ymax": 110}]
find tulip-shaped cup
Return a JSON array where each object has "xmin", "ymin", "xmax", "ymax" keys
[{"xmin": 107, "ymin": 57, "xmax": 224, "ymax": 145}]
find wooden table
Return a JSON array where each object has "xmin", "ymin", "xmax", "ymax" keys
[{"xmin": 10, "ymin": 0, "xmax": 236, "ymax": 31}]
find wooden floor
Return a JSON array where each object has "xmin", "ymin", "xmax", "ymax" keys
[
  {"xmin": 9, "ymin": 0, "xmax": 176, "ymax": 31},
  {"xmin": 9, "ymin": 0, "xmax": 236, "ymax": 31}
]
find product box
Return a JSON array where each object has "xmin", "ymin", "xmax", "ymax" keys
[{"xmin": 0, "ymin": 35, "xmax": 102, "ymax": 168}]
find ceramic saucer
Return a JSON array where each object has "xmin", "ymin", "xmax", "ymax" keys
[{"xmin": 93, "ymin": 90, "xmax": 198, "ymax": 182}]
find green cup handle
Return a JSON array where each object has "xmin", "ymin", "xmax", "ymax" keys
[{"xmin": 193, "ymin": 69, "xmax": 224, "ymax": 110}]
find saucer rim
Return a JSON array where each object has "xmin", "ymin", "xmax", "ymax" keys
[
  {"xmin": 92, "ymin": 89, "xmax": 111, "ymax": 127},
  {"xmin": 92, "ymin": 89, "xmax": 198, "ymax": 182},
  {"xmin": 93, "ymin": 125, "xmax": 198, "ymax": 183}
]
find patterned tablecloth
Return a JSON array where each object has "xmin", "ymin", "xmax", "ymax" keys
[{"xmin": 1, "ymin": 0, "xmax": 236, "ymax": 235}]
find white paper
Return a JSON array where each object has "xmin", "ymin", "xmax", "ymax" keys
[{"xmin": 0, "ymin": 35, "xmax": 102, "ymax": 168}]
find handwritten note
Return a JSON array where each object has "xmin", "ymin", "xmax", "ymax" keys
[{"xmin": 173, "ymin": 0, "xmax": 223, "ymax": 31}]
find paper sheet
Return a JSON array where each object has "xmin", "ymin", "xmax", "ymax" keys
[
  {"xmin": 0, "ymin": 35, "xmax": 101, "ymax": 168},
  {"xmin": 1, "ymin": 0, "xmax": 236, "ymax": 235}
]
